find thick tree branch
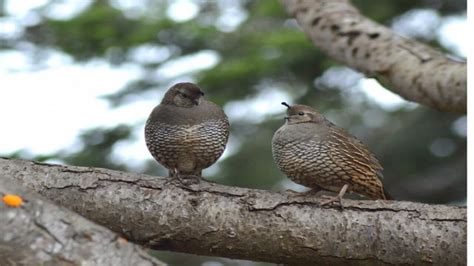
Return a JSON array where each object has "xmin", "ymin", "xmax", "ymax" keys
[
  {"xmin": 0, "ymin": 175, "xmax": 165, "ymax": 266},
  {"xmin": 1, "ymin": 158, "xmax": 466, "ymax": 265},
  {"xmin": 281, "ymin": 0, "xmax": 466, "ymax": 113}
]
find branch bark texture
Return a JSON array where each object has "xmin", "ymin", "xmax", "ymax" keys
[
  {"xmin": 0, "ymin": 175, "xmax": 165, "ymax": 266},
  {"xmin": 1, "ymin": 158, "xmax": 466, "ymax": 265},
  {"xmin": 281, "ymin": 0, "xmax": 466, "ymax": 113}
]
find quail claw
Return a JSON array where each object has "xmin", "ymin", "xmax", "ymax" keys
[
  {"xmin": 319, "ymin": 184, "xmax": 349, "ymax": 209},
  {"xmin": 319, "ymin": 195, "xmax": 344, "ymax": 209},
  {"xmin": 177, "ymin": 174, "xmax": 201, "ymax": 186}
]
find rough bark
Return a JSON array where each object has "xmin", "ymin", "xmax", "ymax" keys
[
  {"xmin": 281, "ymin": 0, "xmax": 467, "ymax": 113},
  {"xmin": 1, "ymin": 158, "xmax": 466, "ymax": 265},
  {"xmin": 0, "ymin": 175, "xmax": 165, "ymax": 266}
]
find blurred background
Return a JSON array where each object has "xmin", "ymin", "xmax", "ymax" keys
[{"xmin": 0, "ymin": 0, "xmax": 466, "ymax": 265}]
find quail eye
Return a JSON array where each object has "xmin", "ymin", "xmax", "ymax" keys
[
  {"xmin": 298, "ymin": 112, "xmax": 304, "ymax": 116},
  {"xmin": 181, "ymin": 93, "xmax": 188, "ymax": 98}
]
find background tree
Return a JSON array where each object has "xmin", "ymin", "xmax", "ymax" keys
[{"xmin": 0, "ymin": 0, "xmax": 466, "ymax": 265}]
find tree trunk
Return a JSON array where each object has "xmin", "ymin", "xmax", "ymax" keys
[
  {"xmin": 0, "ymin": 175, "xmax": 165, "ymax": 266},
  {"xmin": 281, "ymin": 0, "xmax": 467, "ymax": 113},
  {"xmin": 1, "ymin": 158, "xmax": 466, "ymax": 265}
]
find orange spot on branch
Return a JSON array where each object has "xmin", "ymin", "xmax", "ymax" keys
[{"xmin": 2, "ymin": 194, "xmax": 24, "ymax": 207}]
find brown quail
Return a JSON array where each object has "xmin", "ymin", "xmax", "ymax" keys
[
  {"xmin": 272, "ymin": 102, "xmax": 388, "ymax": 205},
  {"xmin": 145, "ymin": 82, "xmax": 229, "ymax": 180}
]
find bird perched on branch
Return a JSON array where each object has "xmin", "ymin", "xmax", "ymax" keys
[
  {"xmin": 272, "ymin": 102, "xmax": 388, "ymax": 206},
  {"xmin": 145, "ymin": 82, "xmax": 229, "ymax": 181}
]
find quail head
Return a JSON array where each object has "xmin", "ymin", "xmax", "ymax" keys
[
  {"xmin": 272, "ymin": 102, "xmax": 388, "ymax": 205},
  {"xmin": 145, "ymin": 82, "xmax": 229, "ymax": 180}
]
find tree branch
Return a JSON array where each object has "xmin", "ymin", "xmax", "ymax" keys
[
  {"xmin": 1, "ymin": 158, "xmax": 466, "ymax": 265},
  {"xmin": 0, "ymin": 175, "xmax": 165, "ymax": 266},
  {"xmin": 281, "ymin": 0, "xmax": 466, "ymax": 113}
]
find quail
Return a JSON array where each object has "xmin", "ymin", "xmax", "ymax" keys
[
  {"xmin": 145, "ymin": 82, "xmax": 229, "ymax": 180},
  {"xmin": 272, "ymin": 102, "xmax": 388, "ymax": 205}
]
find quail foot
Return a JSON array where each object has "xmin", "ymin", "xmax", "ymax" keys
[
  {"xmin": 145, "ymin": 82, "xmax": 229, "ymax": 184},
  {"xmin": 272, "ymin": 102, "xmax": 388, "ymax": 207}
]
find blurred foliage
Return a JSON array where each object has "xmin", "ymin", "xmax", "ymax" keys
[
  {"xmin": 1, "ymin": 0, "xmax": 466, "ymax": 264},
  {"xmin": 57, "ymin": 125, "xmax": 133, "ymax": 171}
]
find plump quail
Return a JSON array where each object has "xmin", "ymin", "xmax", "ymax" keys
[
  {"xmin": 145, "ymin": 82, "xmax": 229, "ymax": 179},
  {"xmin": 272, "ymin": 102, "xmax": 388, "ymax": 205}
]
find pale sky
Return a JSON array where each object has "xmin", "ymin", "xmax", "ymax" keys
[{"xmin": 0, "ymin": 1, "xmax": 468, "ymax": 172}]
